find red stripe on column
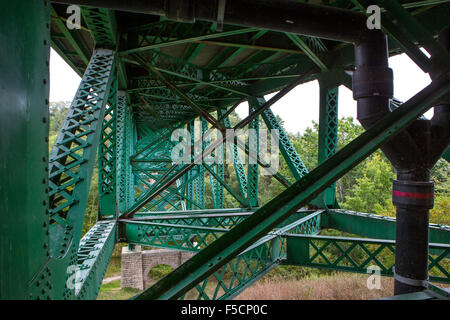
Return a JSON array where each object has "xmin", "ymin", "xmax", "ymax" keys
[{"xmin": 393, "ymin": 190, "xmax": 434, "ymax": 199}]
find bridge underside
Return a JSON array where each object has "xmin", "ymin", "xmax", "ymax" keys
[{"xmin": 0, "ymin": 0, "xmax": 449, "ymax": 300}]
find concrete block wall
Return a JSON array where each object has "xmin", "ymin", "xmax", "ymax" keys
[
  {"xmin": 121, "ymin": 246, "xmax": 194, "ymax": 290},
  {"xmin": 120, "ymin": 245, "xmax": 144, "ymax": 290}
]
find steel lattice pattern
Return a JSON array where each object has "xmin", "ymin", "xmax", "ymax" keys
[
  {"xmin": 48, "ymin": 49, "xmax": 115, "ymax": 258},
  {"xmin": 2, "ymin": 0, "xmax": 450, "ymax": 301}
]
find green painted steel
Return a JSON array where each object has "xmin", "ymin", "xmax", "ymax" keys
[
  {"xmin": 0, "ymin": 0, "xmax": 51, "ymax": 299},
  {"xmin": 134, "ymin": 74, "xmax": 450, "ymax": 299},
  {"xmin": 222, "ymin": 114, "xmax": 249, "ymax": 203},
  {"xmin": 116, "ymin": 91, "xmax": 128, "ymax": 213},
  {"xmin": 81, "ymin": 7, "xmax": 117, "ymax": 48},
  {"xmin": 76, "ymin": 221, "xmax": 117, "ymax": 299},
  {"xmin": 177, "ymin": 211, "xmax": 322, "ymax": 300},
  {"xmin": 120, "ymin": 21, "xmax": 259, "ymax": 56},
  {"xmin": 0, "ymin": 7, "xmax": 116, "ymax": 296},
  {"xmin": 98, "ymin": 74, "xmax": 118, "ymax": 217},
  {"xmin": 47, "ymin": 49, "xmax": 116, "ymax": 299},
  {"xmin": 215, "ymin": 116, "xmax": 225, "ymax": 210},
  {"xmin": 116, "ymin": 91, "xmax": 135, "ymax": 213},
  {"xmin": 247, "ymin": 98, "xmax": 262, "ymax": 208},
  {"xmin": 2, "ymin": 0, "xmax": 450, "ymax": 301},
  {"xmin": 257, "ymin": 97, "xmax": 309, "ymax": 182},
  {"xmin": 316, "ymin": 80, "xmax": 339, "ymax": 207},
  {"xmin": 186, "ymin": 121, "xmax": 195, "ymax": 210},
  {"xmin": 323, "ymin": 209, "xmax": 450, "ymax": 244},
  {"xmin": 285, "ymin": 234, "xmax": 449, "ymax": 283},
  {"xmin": 123, "ymin": 213, "xmax": 249, "ymax": 252}
]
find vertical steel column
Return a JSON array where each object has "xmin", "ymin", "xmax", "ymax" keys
[
  {"xmin": 215, "ymin": 111, "xmax": 225, "ymax": 209},
  {"xmin": 193, "ymin": 119, "xmax": 206, "ymax": 209},
  {"xmin": 196, "ymin": 119, "xmax": 208, "ymax": 208},
  {"xmin": 205, "ymin": 119, "xmax": 224, "ymax": 209},
  {"xmin": 116, "ymin": 91, "xmax": 129, "ymax": 214},
  {"xmin": 99, "ymin": 74, "xmax": 118, "ymax": 217},
  {"xmin": 248, "ymin": 98, "xmax": 261, "ymax": 208},
  {"xmin": 222, "ymin": 112, "xmax": 249, "ymax": 204},
  {"xmin": 0, "ymin": 0, "xmax": 50, "ymax": 299},
  {"xmin": 186, "ymin": 121, "xmax": 195, "ymax": 210},
  {"xmin": 317, "ymin": 80, "xmax": 339, "ymax": 207},
  {"xmin": 124, "ymin": 94, "xmax": 135, "ymax": 209}
]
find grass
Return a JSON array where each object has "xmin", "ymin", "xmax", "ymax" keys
[
  {"xmin": 97, "ymin": 279, "xmax": 142, "ymax": 300},
  {"xmin": 104, "ymin": 256, "xmax": 122, "ymax": 278},
  {"xmin": 97, "ymin": 264, "xmax": 446, "ymax": 300},
  {"xmin": 149, "ymin": 264, "xmax": 174, "ymax": 280},
  {"xmin": 235, "ymin": 273, "xmax": 394, "ymax": 300}
]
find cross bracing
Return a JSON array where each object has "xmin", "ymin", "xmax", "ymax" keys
[{"xmin": 1, "ymin": 0, "xmax": 450, "ymax": 300}]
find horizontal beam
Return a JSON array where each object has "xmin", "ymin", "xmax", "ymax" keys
[
  {"xmin": 284, "ymin": 234, "xmax": 450, "ymax": 283},
  {"xmin": 52, "ymin": 0, "xmax": 367, "ymax": 42},
  {"xmin": 323, "ymin": 209, "xmax": 450, "ymax": 244},
  {"xmin": 171, "ymin": 211, "xmax": 322, "ymax": 300},
  {"xmin": 120, "ymin": 27, "xmax": 260, "ymax": 55}
]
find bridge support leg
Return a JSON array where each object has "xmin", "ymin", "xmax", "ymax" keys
[
  {"xmin": 99, "ymin": 75, "xmax": 118, "ymax": 218},
  {"xmin": 317, "ymin": 79, "xmax": 339, "ymax": 207},
  {"xmin": 0, "ymin": 0, "xmax": 50, "ymax": 299}
]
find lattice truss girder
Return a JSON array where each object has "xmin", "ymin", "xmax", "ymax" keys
[
  {"xmin": 44, "ymin": 48, "xmax": 117, "ymax": 300},
  {"xmin": 121, "ymin": 209, "xmax": 450, "ymax": 299},
  {"xmin": 131, "ymin": 62, "xmax": 450, "ymax": 299},
  {"xmin": 126, "ymin": 37, "xmax": 323, "ymax": 128},
  {"xmin": 10, "ymin": 0, "xmax": 450, "ymax": 301}
]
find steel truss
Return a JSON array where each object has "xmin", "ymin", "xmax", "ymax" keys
[{"xmin": 1, "ymin": 0, "xmax": 449, "ymax": 300}]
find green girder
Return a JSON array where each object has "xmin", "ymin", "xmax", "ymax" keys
[
  {"xmin": 3, "ymin": 0, "xmax": 450, "ymax": 301},
  {"xmin": 168, "ymin": 211, "xmax": 322, "ymax": 300},
  {"xmin": 317, "ymin": 81, "xmax": 339, "ymax": 207},
  {"xmin": 98, "ymin": 74, "xmax": 118, "ymax": 217},
  {"xmin": 285, "ymin": 234, "xmax": 449, "ymax": 284},
  {"xmin": 222, "ymin": 114, "xmax": 249, "ymax": 202},
  {"xmin": 76, "ymin": 220, "xmax": 117, "ymax": 299},
  {"xmin": 49, "ymin": 49, "xmax": 115, "ymax": 259},
  {"xmin": 247, "ymin": 98, "xmax": 261, "ymax": 208},
  {"xmin": 135, "ymin": 72, "xmax": 450, "ymax": 300}
]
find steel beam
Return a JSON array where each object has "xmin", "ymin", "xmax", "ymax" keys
[
  {"xmin": 285, "ymin": 234, "xmax": 449, "ymax": 283},
  {"xmin": 316, "ymin": 79, "xmax": 339, "ymax": 207},
  {"xmin": 0, "ymin": 0, "xmax": 51, "ymax": 299},
  {"xmin": 133, "ymin": 72, "xmax": 450, "ymax": 299}
]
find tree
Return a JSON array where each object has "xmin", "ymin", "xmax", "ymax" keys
[{"xmin": 342, "ymin": 153, "xmax": 395, "ymax": 213}]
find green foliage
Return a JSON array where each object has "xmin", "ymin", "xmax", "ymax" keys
[
  {"xmin": 149, "ymin": 264, "xmax": 174, "ymax": 280},
  {"xmin": 430, "ymin": 195, "xmax": 450, "ymax": 226},
  {"xmin": 49, "ymin": 101, "xmax": 70, "ymax": 136},
  {"xmin": 342, "ymin": 153, "xmax": 395, "ymax": 213}
]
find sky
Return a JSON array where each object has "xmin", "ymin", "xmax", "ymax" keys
[{"xmin": 49, "ymin": 48, "xmax": 432, "ymax": 134}]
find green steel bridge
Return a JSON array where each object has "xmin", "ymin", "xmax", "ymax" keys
[{"xmin": 1, "ymin": 0, "xmax": 449, "ymax": 300}]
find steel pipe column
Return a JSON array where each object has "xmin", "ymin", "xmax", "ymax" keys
[{"xmin": 354, "ymin": 28, "xmax": 450, "ymax": 295}]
